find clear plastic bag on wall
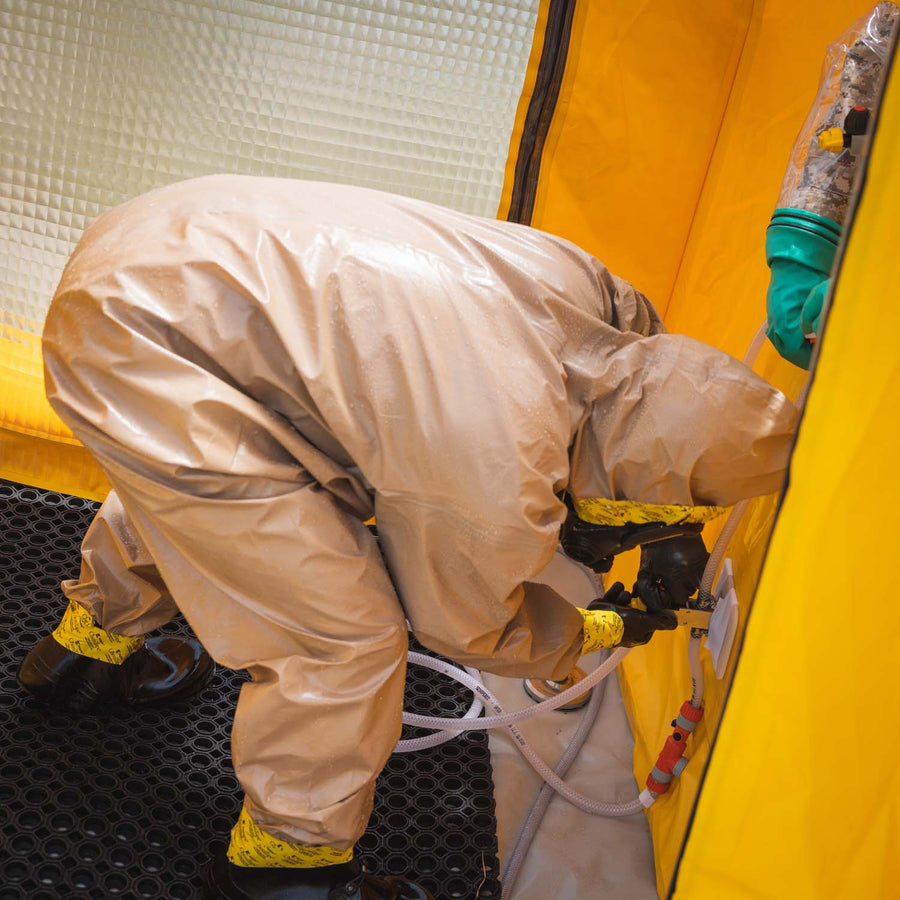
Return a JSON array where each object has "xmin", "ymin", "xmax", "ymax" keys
[{"xmin": 777, "ymin": 2, "xmax": 899, "ymax": 224}]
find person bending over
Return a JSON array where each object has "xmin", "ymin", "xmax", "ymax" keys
[{"xmin": 18, "ymin": 176, "xmax": 797, "ymax": 899}]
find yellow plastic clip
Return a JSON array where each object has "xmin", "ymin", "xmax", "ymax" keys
[
  {"xmin": 675, "ymin": 608, "xmax": 712, "ymax": 629},
  {"xmin": 818, "ymin": 127, "xmax": 846, "ymax": 153}
]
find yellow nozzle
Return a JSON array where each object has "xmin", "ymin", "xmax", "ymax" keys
[{"xmin": 818, "ymin": 127, "xmax": 845, "ymax": 153}]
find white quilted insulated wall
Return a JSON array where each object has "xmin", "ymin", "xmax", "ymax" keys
[{"xmin": 0, "ymin": 0, "xmax": 539, "ymax": 333}]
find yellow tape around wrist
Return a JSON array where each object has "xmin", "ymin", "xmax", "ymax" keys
[
  {"xmin": 227, "ymin": 806, "xmax": 354, "ymax": 868},
  {"xmin": 52, "ymin": 599, "xmax": 145, "ymax": 665},
  {"xmin": 573, "ymin": 497, "xmax": 726, "ymax": 527},
  {"xmin": 577, "ymin": 608, "xmax": 625, "ymax": 654}
]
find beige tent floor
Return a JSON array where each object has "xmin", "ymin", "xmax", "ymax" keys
[{"xmin": 484, "ymin": 552, "xmax": 658, "ymax": 900}]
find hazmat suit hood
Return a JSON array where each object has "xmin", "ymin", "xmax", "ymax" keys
[{"xmin": 567, "ymin": 330, "xmax": 798, "ymax": 526}]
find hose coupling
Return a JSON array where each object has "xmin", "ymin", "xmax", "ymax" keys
[{"xmin": 645, "ymin": 701, "xmax": 703, "ymax": 795}]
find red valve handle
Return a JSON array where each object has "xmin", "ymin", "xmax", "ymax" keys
[{"xmin": 646, "ymin": 702, "xmax": 703, "ymax": 795}]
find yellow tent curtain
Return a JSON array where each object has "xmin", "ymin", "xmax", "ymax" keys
[
  {"xmin": 521, "ymin": 0, "xmax": 891, "ymax": 895},
  {"xmin": 672, "ymin": 37, "xmax": 900, "ymax": 900}
]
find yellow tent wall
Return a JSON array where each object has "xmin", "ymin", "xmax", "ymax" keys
[
  {"xmin": 507, "ymin": 0, "xmax": 754, "ymax": 308},
  {"xmin": 673, "ymin": 44, "xmax": 900, "ymax": 899},
  {"xmin": 1, "ymin": 325, "xmax": 110, "ymax": 500},
  {"xmin": 524, "ymin": 0, "xmax": 891, "ymax": 895}
]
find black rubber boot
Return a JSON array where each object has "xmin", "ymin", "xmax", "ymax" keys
[
  {"xmin": 202, "ymin": 849, "xmax": 434, "ymax": 900},
  {"xmin": 17, "ymin": 634, "xmax": 214, "ymax": 711}
]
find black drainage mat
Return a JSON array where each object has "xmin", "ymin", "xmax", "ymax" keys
[{"xmin": 0, "ymin": 480, "xmax": 500, "ymax": 899}]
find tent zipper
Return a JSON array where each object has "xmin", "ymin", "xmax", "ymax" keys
[{"xmin": 506, "ymin": 0, "xmax": 577, "ymax": 226}]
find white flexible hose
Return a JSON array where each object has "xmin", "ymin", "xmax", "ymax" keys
[
  {"xmin": 399, "ymin": 651, "xmax": 642, "ymax": 817},
  {"xmin": 502, "ymin": 658, "xmax": 609, "ymax": 896},
  {"xmin": 393, "ymin": 665, "xmax": 485, "ymax": 753},
  {"xmin": 401, "ymin": 648, "xmax": 629, "ymax": 732},
  {"xmin": 743, "ymin": 318, "xmax": 769, "ymax": 367}
]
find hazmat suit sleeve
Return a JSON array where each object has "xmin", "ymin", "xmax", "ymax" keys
[
  {"xmin": 376, "ymin": 490, "xmax": 584, "ymax": 681},
  {"xmin": 368, "ymin": 345, "xmax": 587, "ymax": 681}
]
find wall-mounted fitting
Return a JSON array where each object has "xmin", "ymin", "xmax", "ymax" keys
[{"xmin": 818, "ymin": 105, "xmax": 871, "ymax": 155}]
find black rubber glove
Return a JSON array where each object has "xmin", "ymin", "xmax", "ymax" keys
[
  {"xmin": 634, "ymin": 534, "xmax": 709, "ymax": 612},
  {"xmin": 559, "ymin": 499, "xmax": 704, "ymax": 574},
  {"xmin": 588, "ymin": 582, "xmax": 677, "ymax": 647}
]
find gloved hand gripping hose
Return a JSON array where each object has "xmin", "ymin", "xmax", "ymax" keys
[
  {"xmin": 587, "ymin": 582, "xmax": 678, "ymax": 646},
  {"xmin": 633, "ymin": 533, "xmax": 710, "ymax": 613},
  {"xmin": 396, "ymin": 501, "xmax": 740, "ymax": 812}
]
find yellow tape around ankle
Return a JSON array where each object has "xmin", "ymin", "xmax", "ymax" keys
[
  {"xmin": 577, "ymin": 608, "xmax": 625, "ymax": 654},
  {"xmin": 51, "ymin": 599, "xmax": 144, "ymax": 665},
  {"xmin": 227, "ymin": 806, "xmax": 354, "ymax": 868}
]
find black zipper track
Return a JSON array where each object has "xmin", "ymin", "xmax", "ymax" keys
[{"xmin": 506, "ymin": 0, "xmax": 577, "ymax": 225}]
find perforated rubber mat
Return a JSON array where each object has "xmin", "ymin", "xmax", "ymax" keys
[{"xmin": 0, "ymin": 479, "xmax": 501, "ymax": 899}]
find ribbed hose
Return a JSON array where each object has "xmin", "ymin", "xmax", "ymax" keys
[
  {"xmin": 401, "ymin": 651, "xmax": 642, "ymax": 818},
  {"xmin": 688, "ymin": 635, "xmax": 704, "ymax": 708},
  {"xmin": 698, "ymin": 499, "xmax": 749, "ymax": 608},
  {"xmin": 401, "ymin": 648, "xmax": 629, "ymax": 733},
  {"xmin": 501, "ymin": 654, "xmax": 609, "ymax": 897}
]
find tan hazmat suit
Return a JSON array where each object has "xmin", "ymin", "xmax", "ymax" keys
[{"xmin": 41, "ymin": 175, "xmax": 798, "ymax": 848}]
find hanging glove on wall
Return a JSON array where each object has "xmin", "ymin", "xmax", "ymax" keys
[{"xmin": 766, "ymin": 4, "xmax": 898, "ymax": 367}]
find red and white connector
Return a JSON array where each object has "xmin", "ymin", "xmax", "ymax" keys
[{"xmin": 639, "ymin": 701, "xmax": 704, "ymax": 808}]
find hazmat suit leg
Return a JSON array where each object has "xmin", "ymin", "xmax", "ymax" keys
[
  {"xmin": 61, "ymin": 490, "xmax": 179, "ymax": 636},
  {"xmin": 17, "ymin": 488, "xmax": 216, "ymax": 708},
  {"xmin": 42, "ymin": 301, "xmax": 409, "ymax": 850}
]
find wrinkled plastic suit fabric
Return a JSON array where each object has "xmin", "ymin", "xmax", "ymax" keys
[{"xmin": 41, "ymin": 175, "xmax": 797, "ymax": 846}]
